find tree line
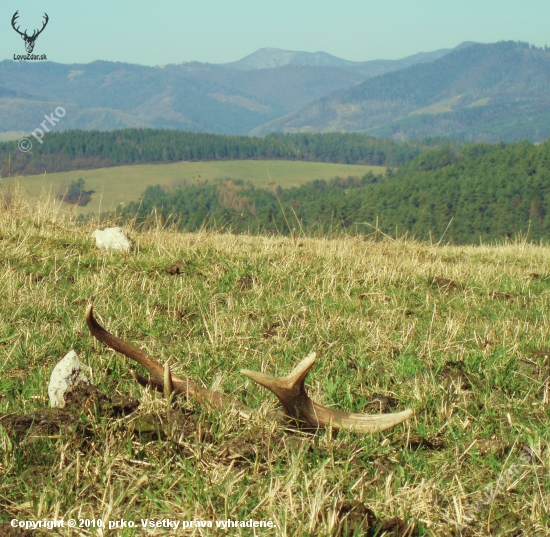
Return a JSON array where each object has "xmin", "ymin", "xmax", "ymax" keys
[
  {"xmin": 0, "ymin": 129, "xmax": 424, "ymax": 177},
  {"xmin": 116, "ymin": 139, "xmax": 550, "ymax": 244}
]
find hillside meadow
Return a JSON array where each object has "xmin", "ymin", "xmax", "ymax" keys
[
  {"xmin": 3, "ymin": 160, "xmax": 384, "ymax": 216},
  {"xmin": 0, "ymin": 191, "xmax": 548, "ymax": 536}
]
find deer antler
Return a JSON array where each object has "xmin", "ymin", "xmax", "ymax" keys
[
  {"xmin": 86, "ymin": 304, "xmax": 413, "ymax": 433},
  {"xmin": 11, "ymin": 11, "xmax": 25, "ymax": 37},
  {"xmin": 11, "ymin": 11, "xmax": 49, "ymax": 54},
  {"xmin": 33, "ymin": 13, "xmax": 49, "ymax": 39},
  {"xmin": 85, "ymin": 304, "xmax": 237, "ymax": 410},
  {"xmin": 11, "ymin": 11, "xmax": 49, "ymax": 38},
  {"xmin": 241, "ymin": 353, "xmax": 413, "ymax": 433}
]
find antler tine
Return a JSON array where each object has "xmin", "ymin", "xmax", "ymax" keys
[
  {"xmin": 241, "ymin": 353, "xmax": 413, "ymax": 433},
  {"xmin": 164, "ymin": 360, "xmax": 174, "ymax": 399},
  {"xmin": 85, "ymin": 304, "xmax": 239, "ymax": 410},
  {"xmin": 31, "ymin": 13, "xmax": 49, "ymax": 39},
  {"xmin": 40, "ymin": 13, "xmax": 49, "ymax": 32},
  {"xmin": 241, "ymin": 352, "xmax": 317, "ymax": 416},
  {"xmin": 11, "ymin": 11, "xmax": 25, "ymax": 37}
]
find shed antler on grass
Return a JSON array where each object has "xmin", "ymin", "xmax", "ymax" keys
[{"xmin": 86, "ymin": 304, "xmax": 413, "ymax": 433}]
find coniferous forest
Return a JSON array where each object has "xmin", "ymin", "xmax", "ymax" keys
[
  {"xmin": 0, "ymin": 129, "xmax": 422, "ymax": 176},
  {"xmin": 119, "ymin": 140, "xmax": 550, "ymax": 244}
]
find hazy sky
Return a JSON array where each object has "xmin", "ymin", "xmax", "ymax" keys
[{"xmin": 2, "ymin": 0, "xmax": 550, "ymax": 65}]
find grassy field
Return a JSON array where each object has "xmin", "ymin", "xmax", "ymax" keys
[
  {"xmin": 0, "ymin": 192, "xmax": 549, "ymax": 536},
  {"xmin": 0, "ymin": 131, "xmax": 25, "ymax": 142},
  {"xmin": 4, "ymin": 160, "xmax": 384, "ymax": 216}
]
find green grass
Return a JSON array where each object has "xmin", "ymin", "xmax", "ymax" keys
[
  {"xmin": 6, "ymin": 159, "xmax": 384, "ymax": 216},
  {"xmin": 0, "ymin": 190, "xmax": 548, "ymax": 536}
]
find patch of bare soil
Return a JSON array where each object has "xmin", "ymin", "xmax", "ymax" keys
[
  {"xmin": 438, "ymin": 361, "xmax": 473, "ymax": 390},
  {"xmin": 0, "ymin": 407, "xmax": 83, "ymax": 440},
  {"xmin": 529, "ymin": 349, "xmax": 550, "ymax": 360},
  {"xmin": 405, "ymin": 434, "xmax": 445, "ymax": 451},
  {"xmin": 0, "ymin": 381, "xmax": 139, "ymax": 443},
  {"xmin": 474, "ymin": 437, "xmax": 511, "ymax": 458},
  {"xmin": 166, "ymin": 259, "xmax": 191, "ymax": 275},
  {"xmin": 488, "ymin": 290, "xmax": 512, "ymax": 300},
  {"xmin": 262, "ymin": 320, "xmax": 282, "ymax": 339},
  {"xmin": 334, "ymin": 500, "xmax": 418, "ymax": 536},
  {"xmin": 431, "ymin": 276, "xmax": 463, "ymax": 292},
  {"xmin": 236, "ymin": 274, "xmax": 256, "ymax": 291},
  {"xmin": 363, "ymin": 393, "xmax": 399, "ymax": 413}
]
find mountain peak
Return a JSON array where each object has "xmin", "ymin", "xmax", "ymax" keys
[
  {"xmin": 222, "ymin": 48, "xmax": 358, "ymax": 70},
  {"xmin": 222, "ymin": 43, "xmax": 478, "ymax": 71}
]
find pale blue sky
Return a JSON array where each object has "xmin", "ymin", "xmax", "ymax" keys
[{"xmin": 2, "ymin": 0, "xmax": 550, "ymax": 65}]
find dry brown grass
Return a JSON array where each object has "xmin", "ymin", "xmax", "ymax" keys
[{"xmin": 0, "ymin": 186, "xmax": 548, "ymax": 536}]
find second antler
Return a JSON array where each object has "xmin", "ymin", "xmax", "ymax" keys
[{"xmin": 86, "ymin": 305, "xmax": 413, "ymax": 433}]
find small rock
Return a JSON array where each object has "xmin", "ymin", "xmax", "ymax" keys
[
  {"xmin": 92, "ymin": 227, "xmax": 133, "ymax": 252},
  {"xmin": 48, "ymin": 350, "xmax": 91, "ymax": 408}
]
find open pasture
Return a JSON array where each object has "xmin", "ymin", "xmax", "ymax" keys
[{"xmin": 0, "ymin": 194, "xmax": 548, "ymax": 536}]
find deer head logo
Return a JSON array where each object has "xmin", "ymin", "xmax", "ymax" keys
[{"xmin": 11, "ymin": 11, "xmax": 49, "ymax": 54}]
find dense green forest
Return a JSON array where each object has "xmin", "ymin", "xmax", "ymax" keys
[
  {"xmin": 370, "ymin": 101, "xmax": 550, "ymax": 143},
  {"xmin": 258, "ymin": 41, "xmax": 550, "ymax": 142},
  {"xmin": 0, "ymin": 129, "xmax": 423, "ymax": 176},
  {"xmin": 118, "ymin": 140, "xmax": 550, "ymax": 244}
]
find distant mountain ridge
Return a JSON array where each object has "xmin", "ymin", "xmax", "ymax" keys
[
  {"xmin": 0, "ymin": 42, "xmax": 473, "ymax": 136},
  {"xmin": 252, "ymin": 41, "xmax": 550, "ymax": 142},
  {"xmin": 221, "ymin": 43, "xmax": 477, "ymax": 75},
  {"xmin": 0, "ymin": 61, "xmax": 367, "ymax": 135}
]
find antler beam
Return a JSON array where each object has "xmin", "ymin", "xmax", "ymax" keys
[
  {"xmin": 85, "ymin": 304, "xmax": 236, "ymax": 410},
  {"xmin": 11, "ymin": 12, "xmax": 25, "ymax": 37},
  {"xmin": 86, "ymin": 304, "xmax": 413, "ymax": 433}
]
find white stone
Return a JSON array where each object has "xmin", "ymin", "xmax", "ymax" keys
[
  {"xmin": 92, "ymin": 226, "xmax": 133, "ymax": 252},
  {"xmin": 48, "ymin": 350, "xmax": 91, "ymax": 408}
]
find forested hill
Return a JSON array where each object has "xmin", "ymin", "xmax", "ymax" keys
[
  {"xmin": 253, "ymin": 41, "xmax": 550, "ymax": 142},
  {"xmin": 121, "ymin": 140, "xmax": 550, "ymax": 244},
  {"xmin": 0, "ymin": 129, "xmax": 424, "ymax": 176},
  {"xmin": 0, "ymin": 43, "xmax": 468, "ymax": 135}
]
